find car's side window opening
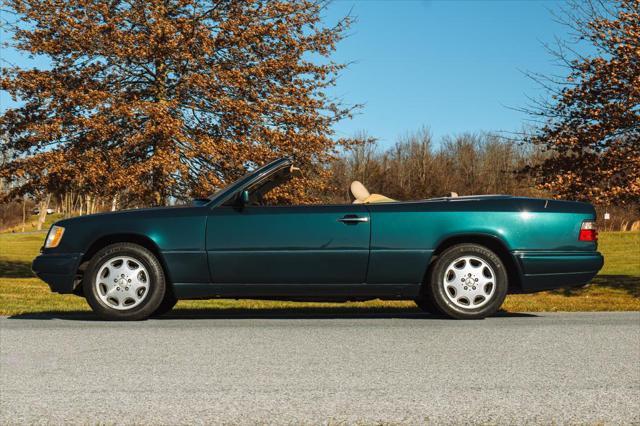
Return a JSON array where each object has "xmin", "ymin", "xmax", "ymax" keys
[{"xmin": 220, "ymin": 164, "xmax": 402, "ymax": 208}]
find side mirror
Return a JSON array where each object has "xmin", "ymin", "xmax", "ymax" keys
[{"xmin": 236, "ymin": 190, "xmax": 250, "ymax": 209}]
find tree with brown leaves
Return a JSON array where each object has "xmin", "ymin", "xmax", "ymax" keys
[
  {"xmin": 524, "ymin": 0, "xmax": 639, "ymax": 204},
  {"xmin": 1, "ymin": 0, "xmax": 355, "ymax": 206}
]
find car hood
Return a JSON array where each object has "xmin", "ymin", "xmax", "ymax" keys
[{"xmin": 53, "ymin": 205, "xmax": 204, "ymax": 227}]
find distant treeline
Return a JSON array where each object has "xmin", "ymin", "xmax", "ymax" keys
[
  {"xmin": 323, "ymin": 128, "xmax": 638, "ymax": 231},
  {"xmin": 325, "ymin": 129, "xmax": 543, "ymax": 203}
]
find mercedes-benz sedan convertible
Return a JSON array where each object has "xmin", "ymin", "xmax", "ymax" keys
[{"xmin": 33, "ymin": 157, "xmax": 604, "ymax": 320}]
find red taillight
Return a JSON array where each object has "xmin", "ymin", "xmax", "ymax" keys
[{"xmin": 579, "ymin": 220, "xmax": 598, "ymax": 242}]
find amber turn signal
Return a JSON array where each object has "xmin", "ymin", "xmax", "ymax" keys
[{"xmin": 45, "ymin": 225, "xmax": 65, "ymax": 248}]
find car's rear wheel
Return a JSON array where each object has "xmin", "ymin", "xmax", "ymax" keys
[
  {"xmin": 424, "ymin": 243, "xmax": 508, "ymax": 319},
  {"xmin": 83, "ymin": 243, "xmax": 166, "ymax": 320}
]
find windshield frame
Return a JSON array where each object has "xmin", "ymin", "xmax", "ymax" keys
[{"xmin": 206, "ymin": 157, "xmax": 293, "ymax": 207}]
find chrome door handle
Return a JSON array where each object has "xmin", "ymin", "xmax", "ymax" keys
[{"xmin": 338, "ymin": 216, "xmax": 369, "ymax": 223}]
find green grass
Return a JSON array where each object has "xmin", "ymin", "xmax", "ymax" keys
[
  {"xmin": 0, "ymin": 230, "xmax": 638, "ymax": 316},
  {"xmin": 0, "ymin": 232, "xmax": 50, "ymax": 278},
  {"xmin": 1, "ymin": 213, "xmax": 65, "ymax": 234},
  {"xmin": 598, "ymin": 231, "xmax": 640, "ymax": 276}
]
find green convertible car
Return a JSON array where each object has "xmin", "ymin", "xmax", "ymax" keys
[{"xmin": 33, "ymin": 157, "xmax": 603, "ymax": 320}]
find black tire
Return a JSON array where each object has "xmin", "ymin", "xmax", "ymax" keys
[
  {"xmin": 424, "ymin": 244, "xmax": 508, "ymax": 319},
  {"xmin": 83, "ymin": 243, "xmax": 166, "ymax": 320},
  {"xmin": 414, "ymin": 295, "xmax": 445, "ymax": 315},
  {"xmin": 151, "ymin": 290, "xmax": 178, "ymax": 317}
]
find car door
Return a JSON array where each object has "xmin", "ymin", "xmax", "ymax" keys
[{"xmin": 206, "ymin": 204, "xmax": 371, "ymax": 284}]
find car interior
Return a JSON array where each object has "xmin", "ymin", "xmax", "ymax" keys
[{"xmin": 349, "ymin": 181, "xmax": 395, "ymax": 204}]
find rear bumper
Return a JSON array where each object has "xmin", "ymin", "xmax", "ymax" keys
[
  {"xmin": 32, "ymin": 253, "xmax": 83, "ymax": 294},
  {"xmin": 513, "ymin": 250, "xmax": 604, "ymax": 293}
]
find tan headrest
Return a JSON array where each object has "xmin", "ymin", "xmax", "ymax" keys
[
  {"xmin": 289, "ymin": 166, "xmax": 302, "ymax": 177},
  {"xmin": 350, "ymin": 181, "xmax": 370, "ymax": 202}
]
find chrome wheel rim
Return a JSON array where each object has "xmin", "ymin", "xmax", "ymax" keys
[
  {"xmin": 94, "ymin": 256, "xmax": 150, "ymax": 310},
  {"xmin": 442, "ymin": 256, "xmax": 496, "ymax": 309}
]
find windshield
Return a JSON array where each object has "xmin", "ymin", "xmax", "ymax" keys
[
  {"xmin": 206, "ymin": 158, "xmax": 290, "ymax": 203},
  {"xmin": 207, "ymin": 171, "xmax": 253, "ymax": 200}
]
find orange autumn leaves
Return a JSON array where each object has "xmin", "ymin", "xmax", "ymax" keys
[
  {"xmin": 1, "ymin": 0, "xmax": 356, "ymax": 206},
  {"xmin": 3, "ymin": 0, "xmax": 637, "ymax": 208},
  {"xmin": 525, "ymin": 0, "xmax": 640, "ymax": 204}
]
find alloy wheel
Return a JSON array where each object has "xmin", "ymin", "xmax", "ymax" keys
[
  {"xmin": 442, "ymin": 255, "xmax": 496, "ymax": 309},
  {"xmin": 94, "ymin": 256, "xmax": 150, "ymax": 310}
]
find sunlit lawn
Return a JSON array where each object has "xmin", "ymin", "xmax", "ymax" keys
[
  {"xmin": 0, "ymin": 228, "xmax": 638, "ymax": 316},
  {"xmin": 2, "ymin": 213, "xmax": 64, "ymax": 235}
]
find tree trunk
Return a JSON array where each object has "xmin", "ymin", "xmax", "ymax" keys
[
  {"xmin": 36, "ymin": 193, "xmax": 52, "ymax": 231},
  {"xmin": 21, "ymin": 196, "xmax": 26, "ymax": 233},
  {"xmin": 111, "ymin": 194, "xmax": 118, "ymax": 212},
  {"xmin": 63, "ymin": 192, "xmax": 70, "ymax": 217},
  {"xmin": 73, "ymin": 192, "xmax": 81, "ymax": 215}
]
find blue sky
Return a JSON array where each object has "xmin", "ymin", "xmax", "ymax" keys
[
  {"xmin": 323, "ymin": 0, "xmax": 571, "ymax": 146},
  {"xmin": 1, "ymin": 0, "xmax": 572, "ymax": 148}
]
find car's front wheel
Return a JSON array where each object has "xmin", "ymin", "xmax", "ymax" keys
[
  {"xmin": 83, "ymin": 243, "xmax": 166, "ymax": 320},
  {"xmin": 424, "ymin": 243, "xmax": 508, "ymax": 319},
  {"xmin": 151, "ymin": 290, "xmax": 178, "ymax": 317}
]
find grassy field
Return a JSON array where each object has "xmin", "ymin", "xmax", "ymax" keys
[
  {"xmin": 1, "ymin": 212, "xmax": 64, "ymax": 234},
  {"xmin": 0, "ymin": 229, "xmax": 638, "ymax": 316}
]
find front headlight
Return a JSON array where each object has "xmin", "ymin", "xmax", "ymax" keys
[{"xmin": 45, "ymin": 225, "xmax": 65, "ymax": 248}]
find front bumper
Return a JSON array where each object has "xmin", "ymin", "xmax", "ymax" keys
[
  {"xmin": 32, "ymin": 253, "xmax": 83, "ymax": 294},
  {"xmin": 514, "ymin": 250, "xmax": 604, "ymax": 293}
]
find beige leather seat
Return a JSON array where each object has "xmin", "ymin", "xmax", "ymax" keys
[{"xmin": 350, "ymin": 181, "xmax": 395, "ymax": 204}]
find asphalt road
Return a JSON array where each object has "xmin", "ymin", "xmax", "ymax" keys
[{"xmin": 1, "ymin": 311, "xmax": 639, "ymax": 425}]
